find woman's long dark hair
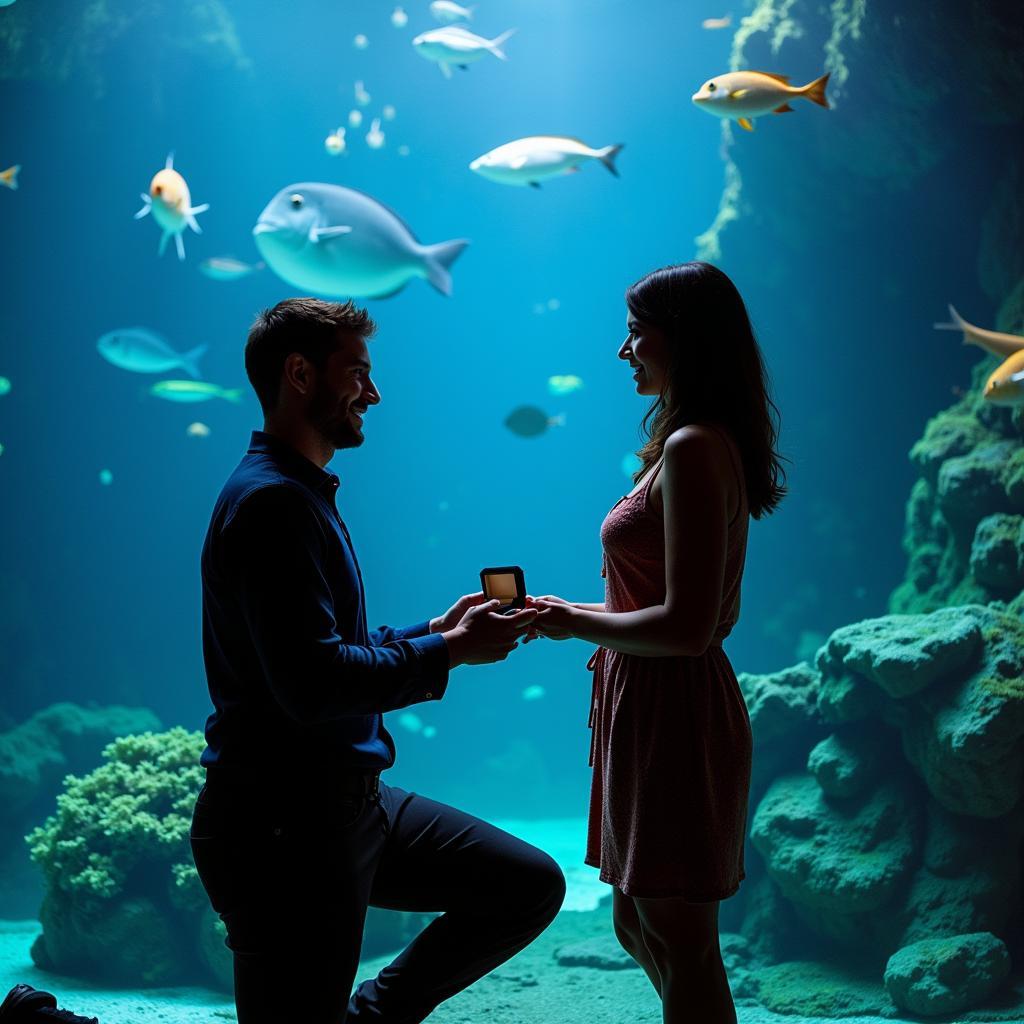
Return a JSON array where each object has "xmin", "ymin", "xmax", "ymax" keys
[{"xmin": 626, "ymin": 261, "xmax": 787, "ymax": 520}]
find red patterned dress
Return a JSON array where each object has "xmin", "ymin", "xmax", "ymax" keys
[{"xmin": 584, "ymin": 425, "xmax": 753, "ymax": 901}]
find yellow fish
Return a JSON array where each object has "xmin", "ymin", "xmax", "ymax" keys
[
  {"xmin": 692, "ymin": 70, "xmax": 830, "ymax": 131},
  {"xmin": 983, "ymin": 351, "xmax": 1024, "ymax": 406},
  {"xmin": 134, "ymin": 153, "xmax": 210, "ymax": 260},
  {"xmin": 1, "ymin": 165, "xmax": 20, "ymax": 190},
  {"xmin": 934, "ymin": 304, "xmax": 1024, "ymax": 360}
]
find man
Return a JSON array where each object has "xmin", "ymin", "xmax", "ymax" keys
[{"xmin": 189, "ymin": 297, "xmax": 564, "ymax": 1024}]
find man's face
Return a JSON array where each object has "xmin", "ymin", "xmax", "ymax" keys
[{"xmin": 306, "ymin": 332, "xmax": 381, "ymax": 450}]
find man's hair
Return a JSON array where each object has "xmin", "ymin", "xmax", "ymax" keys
[{"xmin": 245, "ymin": 297, "xmax": 376, "ymax": 413}]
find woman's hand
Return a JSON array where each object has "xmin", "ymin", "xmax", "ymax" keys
[{"xmin": 523, "ymin": 594, "xmax": 577, "ymax": 642}]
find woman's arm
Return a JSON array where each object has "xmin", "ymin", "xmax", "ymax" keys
[
  {"xmin": 573, "ymin": 602, "xmax": 606, "ymax": 612},
  {"xmin": 534, "ymin": 426, "xmax": 731, "ymax": 657}
]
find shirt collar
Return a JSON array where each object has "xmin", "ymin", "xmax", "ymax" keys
[{"xmin": 247, "ymin": 430, "xmax": 341, "ymax": 494}]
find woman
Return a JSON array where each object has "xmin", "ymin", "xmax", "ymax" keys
[{"xmin": 526, "ymin": 262, "xmax": 786, "ymax": 1024}]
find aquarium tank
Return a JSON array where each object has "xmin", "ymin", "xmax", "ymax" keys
[{"xmin": 1, "ymin": 0, "xmax": 1023, "ymax": 1022}]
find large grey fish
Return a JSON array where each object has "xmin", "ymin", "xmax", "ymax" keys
[
  {"xmin": 253, "ymin": 182, "xmax": 469, "ymax": 299},
  {"xmin": 97, "ymin": 327, "xmax": 207, "ymax": 378}
]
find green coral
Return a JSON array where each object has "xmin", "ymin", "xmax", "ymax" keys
[
  {"xmin": 24, "ymin": 727, "xmax": 212, "ymax": 986},
  {"xmin": 27, "ymin": 727, "xmax": 205, "ymax": 910}
]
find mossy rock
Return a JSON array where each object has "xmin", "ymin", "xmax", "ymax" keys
[
  {"xmin": 737, "ymin": 662, "xmax": 821, "ymax": 745},
  {"xmin": 756, "ymin": 959, "xmax": 891, "ymax": 1016},
  {"xmin": 937, "ymin": 442, "xmax": 1020, "ymax": 533},
  {"xmin": 1002, "ymin": 447, "xmax": 1024, "ymax": 508},
  {"xmin": 884, "ymin": 932, "xmax": 1011, "ymax": 1016},
  {"xmin": 818, "ymin": 608, "xmax": 981, "ymax": 699},
  {"xmin": 806, "ymin": 730, "xmax": 884, "ymax": 799},
  {"xmin": 910, "ymin": 412, "xmax": 996, "ymax": 484},
  {"xmin": 898, "ymin": 607, "xmax": 1024, "ymax": 816},
  {"xmin": 750, "ymin": 774, "xmax": 922, "ymax": 916},
  {"xmin": 970, "ymin": 513, "xmax": 1024, "ymax": 593}
]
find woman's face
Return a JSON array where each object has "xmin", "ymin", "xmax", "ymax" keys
[{"xmin": 618, "ymin": 312, "xmax": 668, "ymax": 396}]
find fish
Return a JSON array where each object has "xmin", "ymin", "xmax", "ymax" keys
[
  {"xmin": 253, "ymin": 181, "xmax": 469, "ymax": 299},
  {"xmin": 522, "ymin": 685, "xmax": 546, "ymax": 701},
  {"xmin": 325, "ymin": 127, "xmax": 347, "ymax": 155},
  {"xmin": 98, "ymin": 327, "xmax": 207, "ymax": 377},
  {"xmin": 934, "ymin": 304, "xmax": 1024, "ymax": 361},
  {"xmin": 353, "ymin": 33, "xmax": 369, "ymax": 49},
  {"xmin": 422, "ymin": 725, "xmax": 437, "ymax": 739},
  {"xmin": 983, "ymin": 351, "xmax": 1024, "ymax": 406},
  {"xmin": 621, "ymin": 452, "xmax": 642, "ymax": 478},
  {"xmin": 391, "ymin": 6, "xmax": 408, "ymax": 28},
  {"xmin": 547, "ymin": 374, "xmax": 584, "ymax": 396},
  {"xmin": 0, "ymin": 165, "xmax": 19, "ymax": 190},
  {"xmin": 199, "ymin": 256, "xmax": 265, "ymax": 281},
  {"xmin": 504, "ymin": 405, "xmax": 566, "ymax": 438},
  {"xmin": 186, "ymin": 421, "xmax": 211, "ymax": 438},
  {"xmin": 470, "ymin": 136, "xmax": 624, "ymax": 188},
  {"xmin": 398, "ymin": 711, "xmax": 424, "ymax": 733},
  {"xmin": 382, "ymin": 104, "xmax": 397, "ymax": 121},
  {"xmin": 692, "ymin": 70, "xmax": 830, "ymax": 131},
  {"xmin": 430, "ymin": 0, "xmax": 473, "ymax": 23},
  {"xmin": 366, "ymin": 118, "xmax": 386, "ymax": 150},
  {"xmin": 134, "ymin": 153, "xmax": 209, "ymax": 259},
  {"xmin": 150, "ymin": 380, "xmax": 242, "ymax": 403},
  {"xmin": 355, "ymin": 80, "xmax": 371, "ymax": 106},
  {"xmin": 412, "ymin": 26, "xmax": 516, "ymax": 78},
  {"xmin": 349, "ymin": 109, "xmax": 364, "ymax": 128},
  {"xmin": 702, "ymin": 15, "xmax": 732, "ymax": 29},
  {"xmin": 0, "ymin": 376, "xmax": 10, "ymax": 396},
  {"xmin": 99, "ymin": 469, "xmax": 113, "ymax": 486}
]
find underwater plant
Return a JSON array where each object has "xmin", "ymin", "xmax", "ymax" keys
[{"xmin": 24, "ymin": 727, "xmax": 213, "ymax": 987}]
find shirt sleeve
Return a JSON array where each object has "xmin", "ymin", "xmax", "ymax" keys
[
  {"xmin": 223, "ymin": 485, "xmax": 450, "ymax": 725},
  {"xmin": 369, "ymin": 620, "xmax": 434, "ymax": 645}
]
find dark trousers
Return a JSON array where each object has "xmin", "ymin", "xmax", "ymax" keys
[{"xmin": 189, "ymin": 776, "xmax": 566, "ymax": 1024}]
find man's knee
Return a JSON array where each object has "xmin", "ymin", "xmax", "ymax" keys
[{"xmin": 513, "ymin": 849, "xmax": 566, "ymax": 922}]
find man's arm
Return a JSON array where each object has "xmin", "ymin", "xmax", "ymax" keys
[
  {"xmin": 225, "ymin": 485, "xmax": 450, "ymax": 725},
  {"xmin": 368, "ymin": 620, "xmax": 433, "ymax": 645}
]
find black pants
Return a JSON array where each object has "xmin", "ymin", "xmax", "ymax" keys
[{"xmin": 189, "ymin": 777, "xmax": 566, "ymax": 1024}]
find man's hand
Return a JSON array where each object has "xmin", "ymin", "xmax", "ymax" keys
[
  {"xmin": 430, "ymin": 591, "xmax": 488, "ymax": 635},
  {"xmin": 442, "ymin": 600, "xmax": 539, "ymax": 667},
  {"xmin": 523, "ymin": 594, "xmax": 576, "ymax": 643}
]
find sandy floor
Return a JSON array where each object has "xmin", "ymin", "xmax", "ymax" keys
[{"xmin": 3, "ymin": 819, "xmax": 1022, "ymax": 1024}]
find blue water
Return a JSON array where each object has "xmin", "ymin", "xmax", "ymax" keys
[{"xmin": 0, "ymin": 0, "xmax": 999, "ymax": 842}]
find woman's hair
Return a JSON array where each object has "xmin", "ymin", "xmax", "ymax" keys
[{"xmin": 626, "ymin": 261, "xmax": 787, "ymax": 519}]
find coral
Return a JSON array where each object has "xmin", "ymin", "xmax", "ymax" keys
[
  {"xmin": 0, "ymin": 702, "xmax": 162, "ymax": 918},
  {"xmin": 25, "ymin": 727, "xmax": 209, "ymax": 986},
  {"xmin": 883, "ymin": 933, "xmax": 1012, "ymax": 1017}
]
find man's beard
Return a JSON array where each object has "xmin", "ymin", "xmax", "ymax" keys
[{"xmin": 307, "ymin": 378, "xmax": 362, "ymax": 450}]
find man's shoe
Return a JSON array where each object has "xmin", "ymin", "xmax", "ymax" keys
[{"xmin": 0, "ymin": 985, "xmax": 98, "ymax": 1023}]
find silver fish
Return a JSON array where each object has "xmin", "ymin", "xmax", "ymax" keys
[
  {"xmin": 253, "ymin": 182, "xmax": 469, "ymax": 298},
  {"xmin": 98, "ymin": 327, "xmax": 207, "ymax": 378}
]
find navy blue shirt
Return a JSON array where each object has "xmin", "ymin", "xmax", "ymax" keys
[{"xmin": 199, "ymin": 430, "xmax": 450, "ymax": 776}]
